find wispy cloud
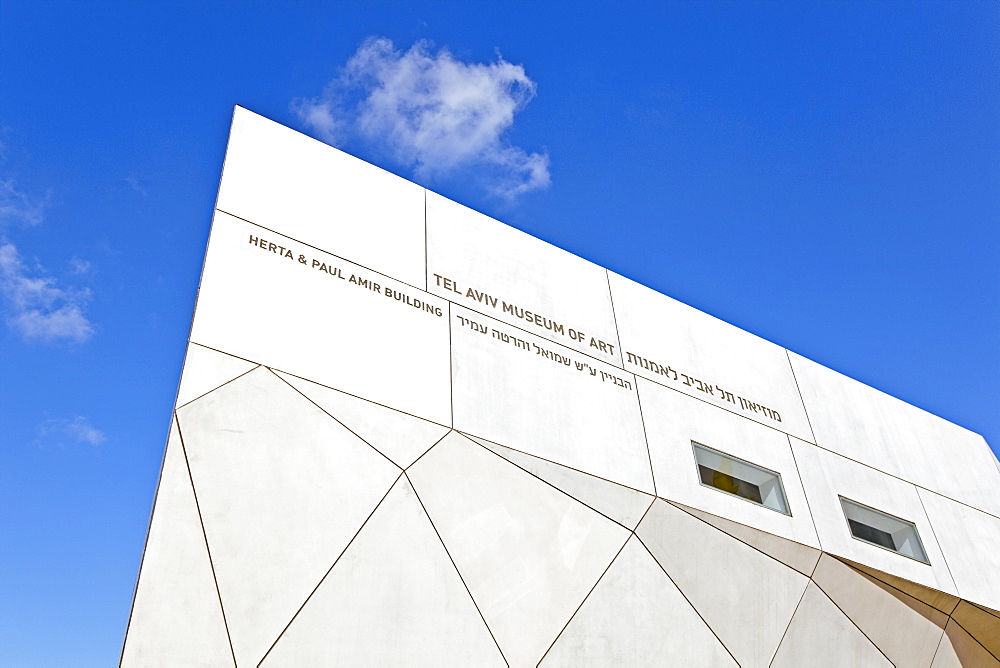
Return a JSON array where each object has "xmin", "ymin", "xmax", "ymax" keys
[
  {"xmin": 292, "ymin": 37, "xmax": 550, "ymax": 199},
  {"xmin": 39, "ymin": 415, "xmax": 107, "ymax": 447},
  {"xmin": 0, "ymin": 177, "xmax": 47, "ymax": 226},
  {"xmin": 0, "ymin": 242, "xmax": 94, "ymax": 344},
  {"xmin": 69, "ymin": 256, "xmax": 93, "ymax": 275},
  {"xmin": 125, "ymin": 174, "xmax": 147, "ymax": 197},
  {"xmin": 0, "ymin": 167, "xmax": 95, "ymax": 344}
]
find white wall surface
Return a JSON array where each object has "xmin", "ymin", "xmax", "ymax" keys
[
  {"xmin": 176, "ymin": 368, "xmax": 402, "ymax": 666},
  {"xmin": 810, "ymin": 554, "xmax": 948, "ymax": 668},
  {"xmin": 121, "ymin": 420, "xmax": 235, "ymax": 667},
  {"xmin": 637, "ymin": 499, "xmax": 811, "ymax": 666},
  {"xmin": 638, "ymin": 378, "xmax": 820, "ymax": 549},
  {"xmin": 217, "ymin": 107, "xmax": 426, "ymax": 288},
  {"xmin": 918, "ymin": 488, "xmax": 1000, "ymax": 613},
  {"xmin": 260, "ymin": 476, "xmax": 506, "ymax": 667},
  {"xmin": 540, "ymin": 536, "xmax": 738, "ymax": 667},
  {"xmin": 408, "ymin": 432, "xmax": 632, "ymax": 667},
  {"xmin": 609, "ymin": 271, "xmax": 814, "ymax": 443},
  {"xmin": 189, "ymin": 210, "xmax": 452, "ymax": 426},
  {"xmin": 450, "ymin": 304, "xmax": 654, "ymax": 494},
  {"xmin": 790, "ymin": 437, "xmax": 957, "ymax": 596},
  {"xmin": 770, "ymin": 582, "xmax": 892, "ymax": 667},
  {"xmin": 426, "ymin": 192, "xmax": 622, "ymax": 365},
  {"xmin": 789, "ymin": 351, "xmax": 1000, "ymax": 517}
]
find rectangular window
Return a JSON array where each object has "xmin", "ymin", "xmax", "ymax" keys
[
  {"xmin": 692, "ymin": 442, "xmax": 790, "ymax": 515},
  {"xmin": 840, "ymin": 497, "xmax": 929, "ymax": 564}
]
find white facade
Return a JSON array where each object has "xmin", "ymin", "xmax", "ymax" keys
[{"xmin": 122, "ymin": 107, "xmax": 1000, "ymax": 666}]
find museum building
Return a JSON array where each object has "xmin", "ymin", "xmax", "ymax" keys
[{"xmin": 121, "ymin": 107, "xmax": 1000, "ymax": 667}]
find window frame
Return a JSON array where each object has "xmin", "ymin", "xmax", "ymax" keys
[
  {"xmin": 839, "ymin": 496, "xmax": 930, "ymax": 564},
  {"xmin": 690, "ymin": 441, "xmax": 792, "ymax": 516}
]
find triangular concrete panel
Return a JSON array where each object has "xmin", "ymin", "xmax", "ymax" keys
[
  {"xmin": 931, "ymin": 619, "xmax": 1000, "ymax": 667},
  {"xmin": 812, "ymin": 554, "xmax": 947, "ymax": 667},
  {"xmin": 275, "ymin": 370, "xmax": 449, "ymax": 469},
  {"xmin": 950, "ymin": 601, "xmax": 1000, "ymax": 661},
  {"xmin": 668, "ymin": 501, "xmax": 821, "ymax": 576},
  {"xmin": 540, "ymin": 536, "xmax": 737, "ymax": 667},
  {"xmin": 836, "ymin": 556, "xmax": 961, "ymax": 616},
  {"xmin": 121, "ymin": 420, "xmax": 234, "ymax": 667},
  {"xmin": 771, "ymin": 582, "xmax": 891, "ymax": 667},
  {"xmin": 175, "ymin": 343, "xmax": 257, "ymax": 408},
  {"xmin": 970, "ymin": 601, "xmax": 1000, "ymax": 620},
  {"xmin": 408, "ymin": 431, "xmax": 631, "ymax": 668},
  {"xmin": 464, "ymin": 433, "xmax": 654, "ymax": 529},
  {"xmin": 636, "ymin": 499, "xmax": 809, "ymax": 667},
  {"xmin": 176, "ymin": 368, "xmax": 401, "ymax": 667},
  {"xmin": 260, "ymin": 476, "xmax": 505, "ymax": 667}
]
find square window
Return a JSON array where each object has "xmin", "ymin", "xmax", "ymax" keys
[
  {"xmin": 839, "ymin": 497, "xmax": 929, "ymax": 564},
  {"xmin": 692, "ymin": 442, "xmax": 790, "ymax": 515}
]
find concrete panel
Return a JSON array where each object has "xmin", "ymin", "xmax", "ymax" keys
[
  {"xmin": 669, "ymin": 501, "xmax": 821, "ymax": 576},
  {"xmin": 812, "ymin": 554, "xmax": 947, "ymax": 668},
  {"xmin": 121, "ymin": 419, "xmax": 234, "ymax": 667},
  {"xmin": 837, "ymin": 557, "xmax": 960, "ymax": 616},
  {"xmin": 931, "ymin": 619, "xmax": 1000, "ymax": 668},
  {"xmin": 638, "ymin": 378, "xmax": 820, "ymax": 549},
  {"xmin": 918, "ymin": 489, "xmax": 1000, "ymax": 612},
  {"xmin": 261, "ymin": 476, "xmax": 505, "ymax": 668},
  {"xmin": 216, "ymin": 107, "xmax": 425, "ymax": 287},
  {"xmin": 636, "ymin": 499, "xmax": 809, "ymax": 666},
  {"xmin": 609, "ymin": 271, "xmax": 813, "ymax": 441},
  {"xmin": 540, "ymin": 536, "xmax": 737, "ymax": 667},
  {"xmin": 771, "ymin": 582, "xmax": 891, "ymax": 668},
  {"xmin": 176, "ymin": 368, "xmax": 401, "ymax": 666},
  {"xmin": 426, "ymin": 192, "xmax": 621, "ymax": 365},
  {"xmin": 408, "ymin": 432, "xmax": 630, "ymax": 667},
  {"xmin": 951, "ymin": 601, "xmax": 1000, "ymax": 659},
  {"xmin": 467, "ymin": 434, "xmax": 654, "ymax": 529},
  {"xmin": 275, "ymin": 371, "xmax": 449, "ymax": 470},
  {"xmin": 791, "ymin": 438, "xmax": 957, "ymax": 596},
  {"xmin": 175, "ymin": 343, "xmax": 258, "ymax": 408},
  {"xmin": 189, "ymin": 210, "xmax": 451, "ymax": 425},
  {"xmin": 451, "ymin": 306, "xmax": 654, "ymax": 493},
  {"xmin": 789, "ymin": 351, "xmax": 1000, "ymax": 517},
  {"xmin": 971, "ymin": 602, "xmax": 1000, "ymax": 619}
]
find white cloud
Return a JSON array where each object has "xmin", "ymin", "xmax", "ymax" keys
[
  {"xmin": 39, "ymin": 415, "xmax": 107, "ymax": 447},
  {"xmin": 125, "ymin": 174, "xmax": 147, "ymax": 197},
  {"xmin": 0, "ymin": 177, "xmax": 47, "ymax": 226},
  {"xmin": 292, "ymin": 37, "xmax": 550, "ymax": 198},
  {"xmin": 69, "ymin": 256, "xmax": 93, "ymax": 275},
  {"xmin": 0, "ymin": 241, "xmax": 94, "ymax": 343},
  {"xmin": 65, "ymin": 416, "xmax": 106, "ymax": 446},
  {"xmin": 0, "ymin": 170, "xmax": 95, "ymax": 344}
]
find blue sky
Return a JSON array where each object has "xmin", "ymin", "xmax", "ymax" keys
[{"xmin": 1, "ymin": 1, "xmax": 997, "ymax": 664}]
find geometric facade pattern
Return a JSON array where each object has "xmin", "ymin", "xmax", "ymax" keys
[
  {"xmin": 124, "ymin": 360, "xmax": 1000, "ymax": 666},
  {"xmin": 122, "ymin": 108, "xmax": 1000, "ymax": 666}
]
